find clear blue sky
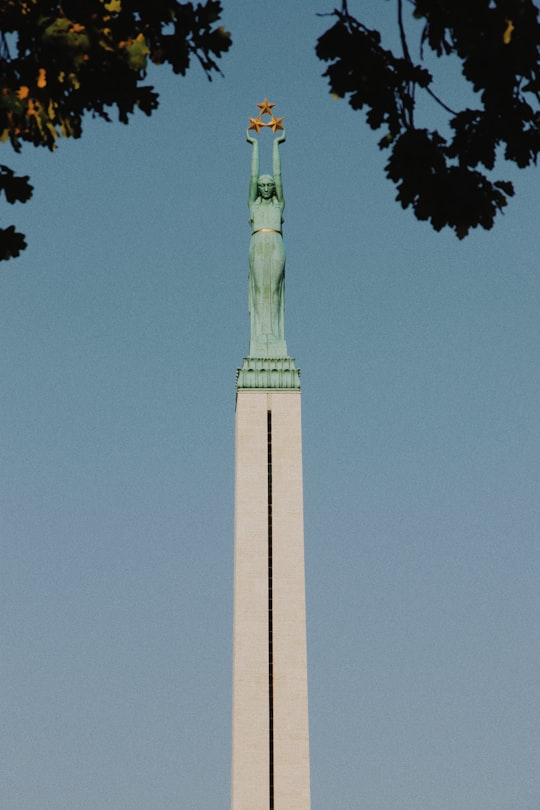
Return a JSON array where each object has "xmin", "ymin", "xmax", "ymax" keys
[{"xmin": 2, "ymin": 3, "xmax": 539, "ymax": 809}]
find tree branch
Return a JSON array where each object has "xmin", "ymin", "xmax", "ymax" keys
[
  {"xmin": 397, "ymin": 0, "xmax": 415, "ymax": 126},
  {"xmin": 424, "ymin": 85, "xmax": 458, "ymax": 116}
]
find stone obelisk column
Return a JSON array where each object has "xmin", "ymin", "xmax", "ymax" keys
[{"xmin": 231, "ymin": 101, "xmax": 310, "ymax": 810}]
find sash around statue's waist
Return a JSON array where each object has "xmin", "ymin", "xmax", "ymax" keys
[{"xmin": 251, "ymin": 228, "xmax": 282, "ymax": 235}]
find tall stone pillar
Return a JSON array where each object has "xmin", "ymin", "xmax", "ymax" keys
[{"xmin": 231, "ymin": 103, "xmax": 310, "ymax": 810}]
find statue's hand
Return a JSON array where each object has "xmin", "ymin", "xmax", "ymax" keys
[
  {"xmin": 274, "ymin": 128, "xmax": 286, "ymax": 145},
  {"xmin": 246, "ymin": 129, "xmax": 257, "ymax": 144}
]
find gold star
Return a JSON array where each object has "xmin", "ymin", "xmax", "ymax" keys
[
  {"xmin": 269, "ymin": 115, "xmax": 284, "ymax": 133},
  {"xmin": 256, "ymin": 97, "xmax": 275, "ymax": 116},
  {"xmin": 248, "ymin": 116, "xmax": 264, "ymax": 133}
]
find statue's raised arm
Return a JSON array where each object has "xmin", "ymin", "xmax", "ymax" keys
[
  {"xmin": 247, "ymin": 129, "xmax": 259, "ymax": 205},
  {"xmin": 272, "ymin": 130, "xmax": 286, "ymax": 207},
  {"xmin": 246, "ymin": 128, "xmax": 286, "ymax": 207}
]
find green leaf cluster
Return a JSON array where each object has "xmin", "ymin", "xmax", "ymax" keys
[
  {"xmin": 0, "ymin": 0, "xmax": 231, "ymax": 260},
  {"xmin": 317, "ymin": 0, "xmax": 540, "ymax": 237}
]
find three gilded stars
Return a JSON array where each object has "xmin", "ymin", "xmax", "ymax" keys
[{"xmin": 248, "ymin": 98, "xmax": 284, "ymax": 133}]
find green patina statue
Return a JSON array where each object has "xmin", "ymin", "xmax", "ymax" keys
[
  {"xmin": 236, "ymin": 101, "xmax": 300, "ymax": 389},
  {"xmin": 246, "ymin": 126, "xmax": 287, "ymax": 358}
]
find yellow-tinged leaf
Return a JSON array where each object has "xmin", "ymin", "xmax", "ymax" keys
[
  {"xmin": 37, "ymin": 68, "xmax": 47, "ymax": 88},
  {"xmin": 104, "ymin": 0, "xmax": 122, "ymax": 11},
  {"xmin": 17, "ymin": 86, "xmax": 30, "ymax": 99},
  {"xmin": 60, "ymin": 118, "xmax": 74, "ymax": 138},
  {"xmin": 503, "ymin": 19, "xmax": 515, "ymax": 44},
  {"xmin": 122, "ymin": 33, "xmax": 149, "ymax": 70},
  {"xmin": 70, "ymin": 23, "xmax": 86, "ymax": 33},
  {"xmin": 99, "ymin": 27, "xmax": 116, "ymax": 51}
]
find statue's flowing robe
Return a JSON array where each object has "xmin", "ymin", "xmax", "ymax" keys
[{"xmin": 248, "ymin": 197, "xmax": 285, "ymax": 352}]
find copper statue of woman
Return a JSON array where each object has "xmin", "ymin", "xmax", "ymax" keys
[{"xmin": 246, "ymin": 128, "xmax": 287, "ymax": 358}]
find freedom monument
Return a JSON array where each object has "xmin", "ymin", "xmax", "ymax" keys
[{"xmin": 231, "ymin": 101, "xmax": 311, "ymax": 810}]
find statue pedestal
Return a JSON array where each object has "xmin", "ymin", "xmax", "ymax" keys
[{"xmin": 236, "ymin": 356, "xmax": 301, "ymax": 391}]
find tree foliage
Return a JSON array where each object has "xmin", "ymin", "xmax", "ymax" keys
[
  {"xmin": 0, "ymin": 0, "xmax": 231, "ymax": 260},
  {"xmin": 316, "ymin": 0, "xmax": 540, "ymax": 238},
  {"xmin": 3, "ymin": 1, "xmax": 540, "ymax": 259}
]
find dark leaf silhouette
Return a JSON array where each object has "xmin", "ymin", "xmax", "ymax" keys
[
  {"xmin": 0, "ymin": 0, "xmax": 231, "ymax": 261},
  {"xmin": 317, "ymin": 0, "xmax": 540, "ymax": 237}
]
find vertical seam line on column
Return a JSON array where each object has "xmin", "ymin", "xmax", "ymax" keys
[{"xmin": 267, "ymin": 409, "xmax": 274, "ymax": 810}]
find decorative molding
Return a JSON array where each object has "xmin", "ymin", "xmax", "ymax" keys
[{"xmin": 236, "ymin": 356, "xmax": 301, "ymax": 390}]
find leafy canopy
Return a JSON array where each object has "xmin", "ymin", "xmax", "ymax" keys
[
  {"xmin": 316, "ymin": 0, "xmax": 540, "ymax": 238},
  {"xmin": 3, "ymin": 1, "xmax": 540, "ymax": 260},
  {"xmin": 0, "ymin": 0, "xmax": 231, "ymax": 260}
]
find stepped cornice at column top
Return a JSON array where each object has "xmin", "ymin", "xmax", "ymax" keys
[{"xmin": 236, "ymin": 356, "xmax": 301, "ymax": 390}]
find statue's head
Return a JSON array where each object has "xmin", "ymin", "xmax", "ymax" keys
[{"xmin": 257, "ymin": 174, "xmax": 275, "ymax": 200}]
